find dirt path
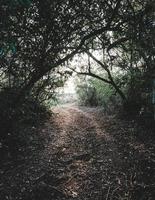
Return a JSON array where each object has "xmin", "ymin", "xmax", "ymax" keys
[
  {"xmin": 39, "ymin": 105, "xmax": 121, "ymax": 200},
  {"xmin": 0, "ymin": 105, "xmax": 155, "ymax": 200}
]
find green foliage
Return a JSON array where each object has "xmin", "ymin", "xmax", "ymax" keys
[
  {"xmin": 76, "ymin": 75, "xmax": 121, "ymax": 113},
  {"xmin": 76, "ymin": 82, "xmax": 97, "ymax": 106},
  {"xmin": 89, "ymin": 78, "xmax": 116, "ymax": 106}
]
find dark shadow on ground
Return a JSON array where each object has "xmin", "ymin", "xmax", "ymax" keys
[{"xmin": 0, "ymin": 106, "xmax": 155, "ymax": 200}]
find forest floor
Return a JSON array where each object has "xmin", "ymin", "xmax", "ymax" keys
[{"xmin": 0, "ymin": 105, "xmax": 155, "ymax": 200}]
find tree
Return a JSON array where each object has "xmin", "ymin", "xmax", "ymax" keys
[
  {"xmin": 68, "ymin": 0, "xmax": 154, "ymax": 115},
  {"xmin": 0, "ymin": 0, "xmax": 154, "ymax": 117},
  {"xmin": 0, "ymin": 0, "xmax": 127, "ymax": 102}
]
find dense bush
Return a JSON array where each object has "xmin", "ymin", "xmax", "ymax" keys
[
  {"xmin": 0, "ymin": 88, "xmax": 51, "ymax": 159},
  {"xmin": 76, "ymin": 75, "xmax": 121, "ymax": 113},
  {"xmin": 76, "ymin": 68, "xmax": 154, "ymax": 118}
]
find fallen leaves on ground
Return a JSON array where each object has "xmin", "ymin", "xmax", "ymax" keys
[{"xmin": 0, "ymin": 105, "xmax": 155, "ymax": 200}]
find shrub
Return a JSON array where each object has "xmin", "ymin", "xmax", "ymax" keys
[{"xmin": 76, "ymin": 76, "xmax": 121, "ymax": 113}]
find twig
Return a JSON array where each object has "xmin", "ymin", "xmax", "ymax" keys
[{"xmin": 106, "ymin": 186, "xmax": 111, "ymax": 200}]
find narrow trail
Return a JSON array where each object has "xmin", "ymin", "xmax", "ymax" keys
[
  {"xmin": 38, "ymin": 105, "xmax": 123, "ymax": 199},
  {"xmin": 0, "ymin": 105, "xmax": 155, "ymax": 200}
]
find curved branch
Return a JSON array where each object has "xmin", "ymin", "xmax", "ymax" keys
[
  {"xmin": 86, "ymin": 51, "xmax": 127, "ymax": 101},
  {"xmin": 78, "ymin": 72, "xmax": 111, "ymax": 84},
  {"xmin": 107, "ymin": 37, "xmax": 129, "ymax": 52}
]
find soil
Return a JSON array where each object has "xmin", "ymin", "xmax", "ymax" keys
[{"xmin": 0, "ymin": 105, "xmax": 155, "ymax": 200}]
